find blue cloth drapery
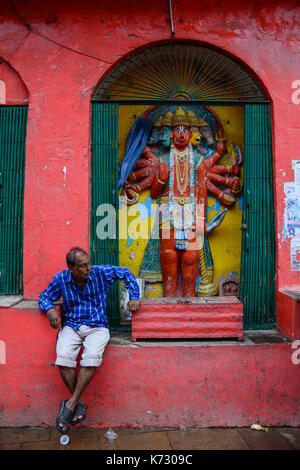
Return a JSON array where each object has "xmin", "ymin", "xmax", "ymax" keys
[{"xmin": 118, "ymin": 117, "xmax": 152, "ymax": 190}]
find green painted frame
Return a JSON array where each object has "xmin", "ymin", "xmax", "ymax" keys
[
  {"xmin": 90, "ymin": 102, "xmax": 121, "ymax": 329},
  {"xmin": 240, "ymin": 104, "xmax": 276, "ymax": 329},
  {"xmin": 0, "ymin": 106, "xmax": 28, "ymax": 294}
]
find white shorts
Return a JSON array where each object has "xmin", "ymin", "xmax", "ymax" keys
[{"xmin": 55, "ymin": 325, "xmax": 110, "ymax": 368}]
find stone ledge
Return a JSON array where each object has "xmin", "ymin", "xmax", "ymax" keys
[
  {"xmin": 279, "ymin": 287, "xmax": 300, "ymax": 301},
  {"xmin": 0, "ymin": 296, "xmax": 23, "ymax": 308},
  {"xmin": 13, "ymin": 299, "xmax": 62, "ymax": 309},
  {"xmin": 0, "ymin": 301, "xmax": 290, "ymax": 345},
  {"xmin": 110, "ymin": 329, "xmax": 289, "ymax": 346}
]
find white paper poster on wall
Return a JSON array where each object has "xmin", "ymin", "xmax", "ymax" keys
[
  {"xmin": 284, "ymin": 181, "xmax": 300, "ymax": 239},
  {"xmin": 292, "ymin": 160, "xmax": 300, "ymax": 196},
  {"xmin": 291, "ymin": 238, "xmax": 300, "ymax": 271},
  {"xmin": 283, "ymin": 162, "xmax": 300, "ymax": 270}
]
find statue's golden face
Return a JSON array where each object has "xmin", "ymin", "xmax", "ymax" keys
[{"xmin": 190, "ymin": 127, "xmax": 202, "ymax": 147}]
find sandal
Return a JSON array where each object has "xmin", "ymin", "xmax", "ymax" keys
[
  {"xmin": 71, "ymin": 402, "xmax": 87, "ymax": 426},
  {"xmin": 56, "ymin": 400, "xmax": 74, "ymax": 434}
]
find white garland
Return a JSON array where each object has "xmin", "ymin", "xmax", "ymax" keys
[{"xmin": 169, "ymin": 144, "xmax": 196, "ymax": 239}]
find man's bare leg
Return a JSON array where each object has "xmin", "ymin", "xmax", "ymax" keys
[
  {"xmin": 65, "ymin": 366, "xmax": 95, "ymax": 413},
  {"xmin": 58, "ymin": 366, "xmax": 94, "ymax": 430},
  {"xmin": 59, "ymin": 366, "xmax": 77, "ymax": 395}
]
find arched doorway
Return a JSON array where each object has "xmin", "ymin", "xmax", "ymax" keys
[{"xmin": 90, "ymin": 43, "xmax": 275, "ymax": 330}]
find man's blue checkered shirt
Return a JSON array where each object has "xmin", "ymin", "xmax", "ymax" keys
[{"xmin": 38, "ymin": 265, "xmax": 140, "ymax": 330}]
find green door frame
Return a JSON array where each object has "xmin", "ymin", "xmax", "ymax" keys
[
  {"xmin": 0, "ymin": 105, "xmax": 28, "ymax": 295},
  {"xmin": 241, "ymin": 103, "xmax": 276, "ymax": 329},
  {"xmin": 90, "ymin": 103, "xmax": 121, "ymax": 329}
]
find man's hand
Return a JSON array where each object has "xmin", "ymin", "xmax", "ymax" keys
[
  {"xmin": 47, "ymin": 308, "xmax": 62, "ymax": 330},
  {"xmin": 126, "ymin": 300, "xmax": 140, "ymax": 312}
]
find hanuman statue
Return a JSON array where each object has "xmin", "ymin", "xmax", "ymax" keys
[{"xmin": 123, "ymin": 106, "xmax": 242, "ymax": 297}]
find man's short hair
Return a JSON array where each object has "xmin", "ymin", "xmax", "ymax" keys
[{"xmin": 66, "ymin": 247, "xmax": 89, "ymax": 267}]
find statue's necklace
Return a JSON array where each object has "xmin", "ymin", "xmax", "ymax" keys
[
  {"xmin": 175, "ymin": 152, "xmax": 189, "ymax": 194},
  {"xmin": 170, "ymin": 145, "xmax": 194, "ymax": 199},
  {"xmin": 169, "ymin": 144, "xmax": 196, "ymax": 231}
]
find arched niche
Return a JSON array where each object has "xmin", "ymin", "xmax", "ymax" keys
[
  {"xmin": 0, "ymin": 59, "xmax": 29, "ymax": 105},
  {"xmin": 0, "ymin": 59, "xmax": 28, "ymax": 295},
  {"xmin": 90, "ymin": 42, "xmax": 275, "ymax": 331},
  {"xmin": 93, "ymin": 42, "xmax": 268, "ymax": 103}
]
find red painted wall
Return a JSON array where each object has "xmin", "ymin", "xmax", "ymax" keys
[
  {"xmin": 0, "ymin": 308, "xmax": 300, "ymax": 427},
  {"xmin": 0, "ymin": 0, "xmax": 299, "ymax": 301},
  {"xmin": 1, "ymin": 1, "xmax": 299, "ymax": 428}
]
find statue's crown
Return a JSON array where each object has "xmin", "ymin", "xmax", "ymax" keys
[
  {"xmin": 153, "ymin": 116, "xmax": 163, "ymax": 127},
  {"xmin": 198, "ymin": 117, "xmax": 209, "ymax": 127},
  {"xmin": 187, "ymin": 111, "xmax": 199, "ymax": 127},
  {"xmin": 172, "ymin": 107, "xmax": 189, "ymax": 126},
  {"xmin": 161, "ymin": 111, "xmax": 173, "ymax": 127}
]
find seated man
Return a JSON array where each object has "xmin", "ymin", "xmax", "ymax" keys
[{"xmin": 39, "ymin": 246, "xmax": 140, "ymax": 434}]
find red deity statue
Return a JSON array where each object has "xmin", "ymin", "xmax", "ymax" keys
[{"xmin": 123, "ymin": 107, "xmax": 242, "ymax": 297}]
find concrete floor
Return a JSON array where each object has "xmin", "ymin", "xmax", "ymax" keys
[{"xmin": 0, "ymin": 426, "xmax": 300, "ymax": 450}]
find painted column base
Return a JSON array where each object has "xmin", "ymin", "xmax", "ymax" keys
[
  {"xmin": 196, "ymin": 282, "xmax": 218, "ymax": 297},
  {"xmin": 132, "ymin": 296, "xmax": 243, "ymax": 341},
  {"xmin": 277, "ymin": 287, "xmax": 300, "ymax": 340}
]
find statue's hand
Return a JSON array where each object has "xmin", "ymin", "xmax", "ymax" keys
[
  {"xmin": 228, "ymin": 177, "xmax": 241, "ymax": 192},
  {"xmin": 142, "ymin": 145, "xmax": 151, "ymax": 155},
  {"xmin": 205, "ymin": 209, "xmax": 227, "ymax": 235},
  {"xmin": 124, "ymin": 185, "xmax": 139, "ymax": 204},
  {"xmin": 230, "ymin": 164, "xmax": 240, "ymax": 176},
  {"xmin": 158, "ymin": 162, "xmax": 170, "ymax": 182},
  {"xmin": 140, "ymin": 148, "xmax": 160, "ymax": 170},
  {"xmin": 216, "ymin": 140, "xmax": 226, "ymax": 156},
  {"xmin": 124, "ymin": 149, "xmax": 161, "ymax": 204}
]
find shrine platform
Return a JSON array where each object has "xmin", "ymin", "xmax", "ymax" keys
[{"xmin": 131, "ymin": 296, "xmax": 243, "ymax": 342}]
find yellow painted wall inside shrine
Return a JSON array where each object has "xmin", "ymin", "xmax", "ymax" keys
[{"xmin": 118, "ymin": 105, "xmax": 244, "ymax": 297}]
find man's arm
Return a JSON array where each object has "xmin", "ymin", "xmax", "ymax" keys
[
  {"xmin": 101, "ymin": 266, "xmax": 140, "ymax": 312},
  {"xmin": 38, "ymin": 276, "xmax": 62, "ymax": 329}
]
